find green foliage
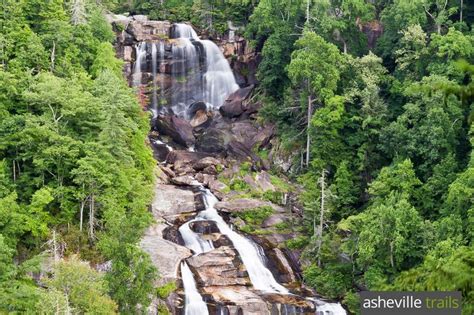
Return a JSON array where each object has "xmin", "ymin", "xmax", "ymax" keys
[
  {"xmin": 285, "ymin": 235, "xmax": 309, "ymax": 250},
  {"xmin": 235, "ymin": 206, "xmax": 274, "ymax": 226},
  {"xmin": 303, "ymin": 263, "xmax": 353, "ymax": 299},
  {"xmin": 0, "ymin": 0, "xmax": 156, "ymax": 312},
  {"xmin": 157, "ymin": 281, "xmax": 177, "ymax": 299},
  {"xmin": 45, "ymin": 256, "xmax": 118, "ymax": 314}
]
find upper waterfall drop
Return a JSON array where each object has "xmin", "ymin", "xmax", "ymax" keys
[{"xmin": 170, "ymin": 23, "xmax": 239, "ymax": 115}]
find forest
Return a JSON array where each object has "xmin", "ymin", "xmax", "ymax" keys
[{"xmin": 1, "ymin": 0, "xmax": 473, "ymax": 314}]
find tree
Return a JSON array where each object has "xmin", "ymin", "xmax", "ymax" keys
[
  {"xmin": 308, "ymin": 0, "xmax": 375, "ymax": 54},
  {"xmin": 288, "ymin": 31, "xmax": 343, "ymax": 166},
  {"xmin": 45, "ymin": 256, "xmax": 118, "ymax": 314}
]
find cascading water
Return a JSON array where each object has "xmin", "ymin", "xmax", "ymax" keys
[
  {"xmin": 170, "ymin": 23, "xmax": 239, "ymax": 116},
  {"xmin": 202, "ymin": 40, "xmax": 240, "ymax": 109},
  {"xmin": 179, "ymin": 186, "xmax": 348, "ymax": 315},
  {"xmin": 133, "ymin": 42, "xmax": 147, "ymax": 87},
  {"xmin": 151, "ymin": 43, "xmax": 158, "ymax": 117},
  {"xmin": 180, "ymin": 187, "xmax": 288, "ymax": 293},
  {"xmin": 180, "ymin": 262, "xmax": 209, "ymax": 315}
]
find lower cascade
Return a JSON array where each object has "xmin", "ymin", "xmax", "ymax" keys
[
  {"xmin": 179, "ymin": 186, "xmax": 346, "ymax": 314},
  {"xmin": 180, "ymin": 262, "xmax": 209, "ymax": 315}
]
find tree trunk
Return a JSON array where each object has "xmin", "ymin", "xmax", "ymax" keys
[
  {"xmin": 79, "ymin": 198, "xmax": 86, "ymax": 232},
  {"xmin": 389, "ymin": 241, "xmax": 394, "ymax": 268},
  {"xmin": 89, "ymin": 194, "xmax": 95, "ymax": 239},
  {"xmin": 306, "ymin": 0, "xmax": 311, "ymax": 24},
  {"xmin": 460, "ymin": 0, "xmax": 463, "ymax": 23},
  {"xmin": 343, "ymin": 40, "xmax": 347, "ymax": 54},
  {"xmin": 50, "ymin": 41, "xmax": 56, "ymax": 72},
  {"xmin": 306, "ymin": 93, "xmax": 312, "ymax": 167}
]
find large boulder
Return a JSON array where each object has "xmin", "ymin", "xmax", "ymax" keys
[
  {"xmin": 202, "ymin": 286, "xmax": 269, "ymax": 315},
  {"xmin": 219, "ymin": 85, "xmax": 254, "ymax": 118},
  {"xmin": 155, "ymin": 115, "xmax": 195, "ymax": 147},
  {"xmin": 166, "ymin": 150, "xmax": 212, "ymax": 171},
  {"xmin": 186, "ymin": 247, "xmax": 250, "ymax": 287},
  {"xmin": 152, "ymin": 184, "xmax": 203, "ymax": 218},
  {"xmin": 195, "ymin": 128, "xmax": 232, "ymax": 154}
]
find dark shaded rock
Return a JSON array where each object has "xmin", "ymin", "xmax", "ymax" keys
[
  {"xmin": 188, "ymin": 101, "xmax": 208, "ymax": 117},
  {"xmin": 202, "ymin": 165, "xmax": 218, "ymax": 175},
  {"xmin": 166, "ymin": 150, "xmax": 212, "ymax": 170},
  {"xmin": 219, "ymin": 85, "xmax": 254, "ymax": 118},
  {"xmin": 193, "ymin": 157, "xmax": 223, "ymax": 171},
  {"xmin": 252, "ymin": 125, "xmax": 275, "ymax": 149},
  {"xmin": 196, "ymin": 128, "xmax": 232, "ymax": 154},
  {"xmin": 231, "ymin": 121, "xmax": 258, "ymax": 148},
  {"xmin": 155, "ymin": 115, "xmax": 195, "ymax": 147},
  {"xmin": 189, "ymin": 220, "xmax": 220, "ymax": 234}
]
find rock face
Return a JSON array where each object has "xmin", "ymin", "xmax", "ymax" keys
[
  {"xmin": 151, "ymin": 184, "xmax": 202, "ymax": 219},
  {"xmin": 140, "ymin": 223, "xmax": 191, "ymax": 285}
]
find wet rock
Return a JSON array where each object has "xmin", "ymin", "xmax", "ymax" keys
[
  {"xmin": 196, "ymin": 128, "xmax": 232, "ymax": 154},
  {"xmin": 190, "ymin": 109, "xmax": 210, "ymax": 128},
  {"xmin": 201, "ymin": 286, "xmax": 269, "ymax": 315},
  {"xmin": 189, "ymin": 220, "xmax": 220, "ymax": 234},
  {"xmin": 268, "ymin": 248, "xmax": 298, "ymax": 284},
  {"xmin": 261, "ymin": 293, "xmax": 315, "ymax": 313},
  {"xmin": 186, "ymin": 247, "xmax": 250, "ymax": 287},
  {"xmin": 187, "ymin": 101, "xmax": 208, "ymax": 117},
  {"xmin": 155, "ymin": 115, "xmax": 195, "ymax": 147}
]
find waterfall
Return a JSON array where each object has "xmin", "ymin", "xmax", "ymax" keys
[
  {"xmin": 170, "ymin": 23, "xmax": 238, "ymax": 116},
  {"xmin": 180, "ymin": 262, "xmax": 209, "ymax": 315},
  {"xmin": 133, "ymin": 42, "xmax": 147, "ymax": 87},
  {"xmin": 202, "ymin": 40, "xmax": 239, "ymax": 110},
  {"xmin": 179, "ymin": 220, "xmax": 214, "ymax": 254},
  {"xmin": 159, "ymin": 41, "xmax": 165, "ymax": 106},
  {"xmin": 151, "ymin": 43, "xmax": 158, "ymax": 117}
]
